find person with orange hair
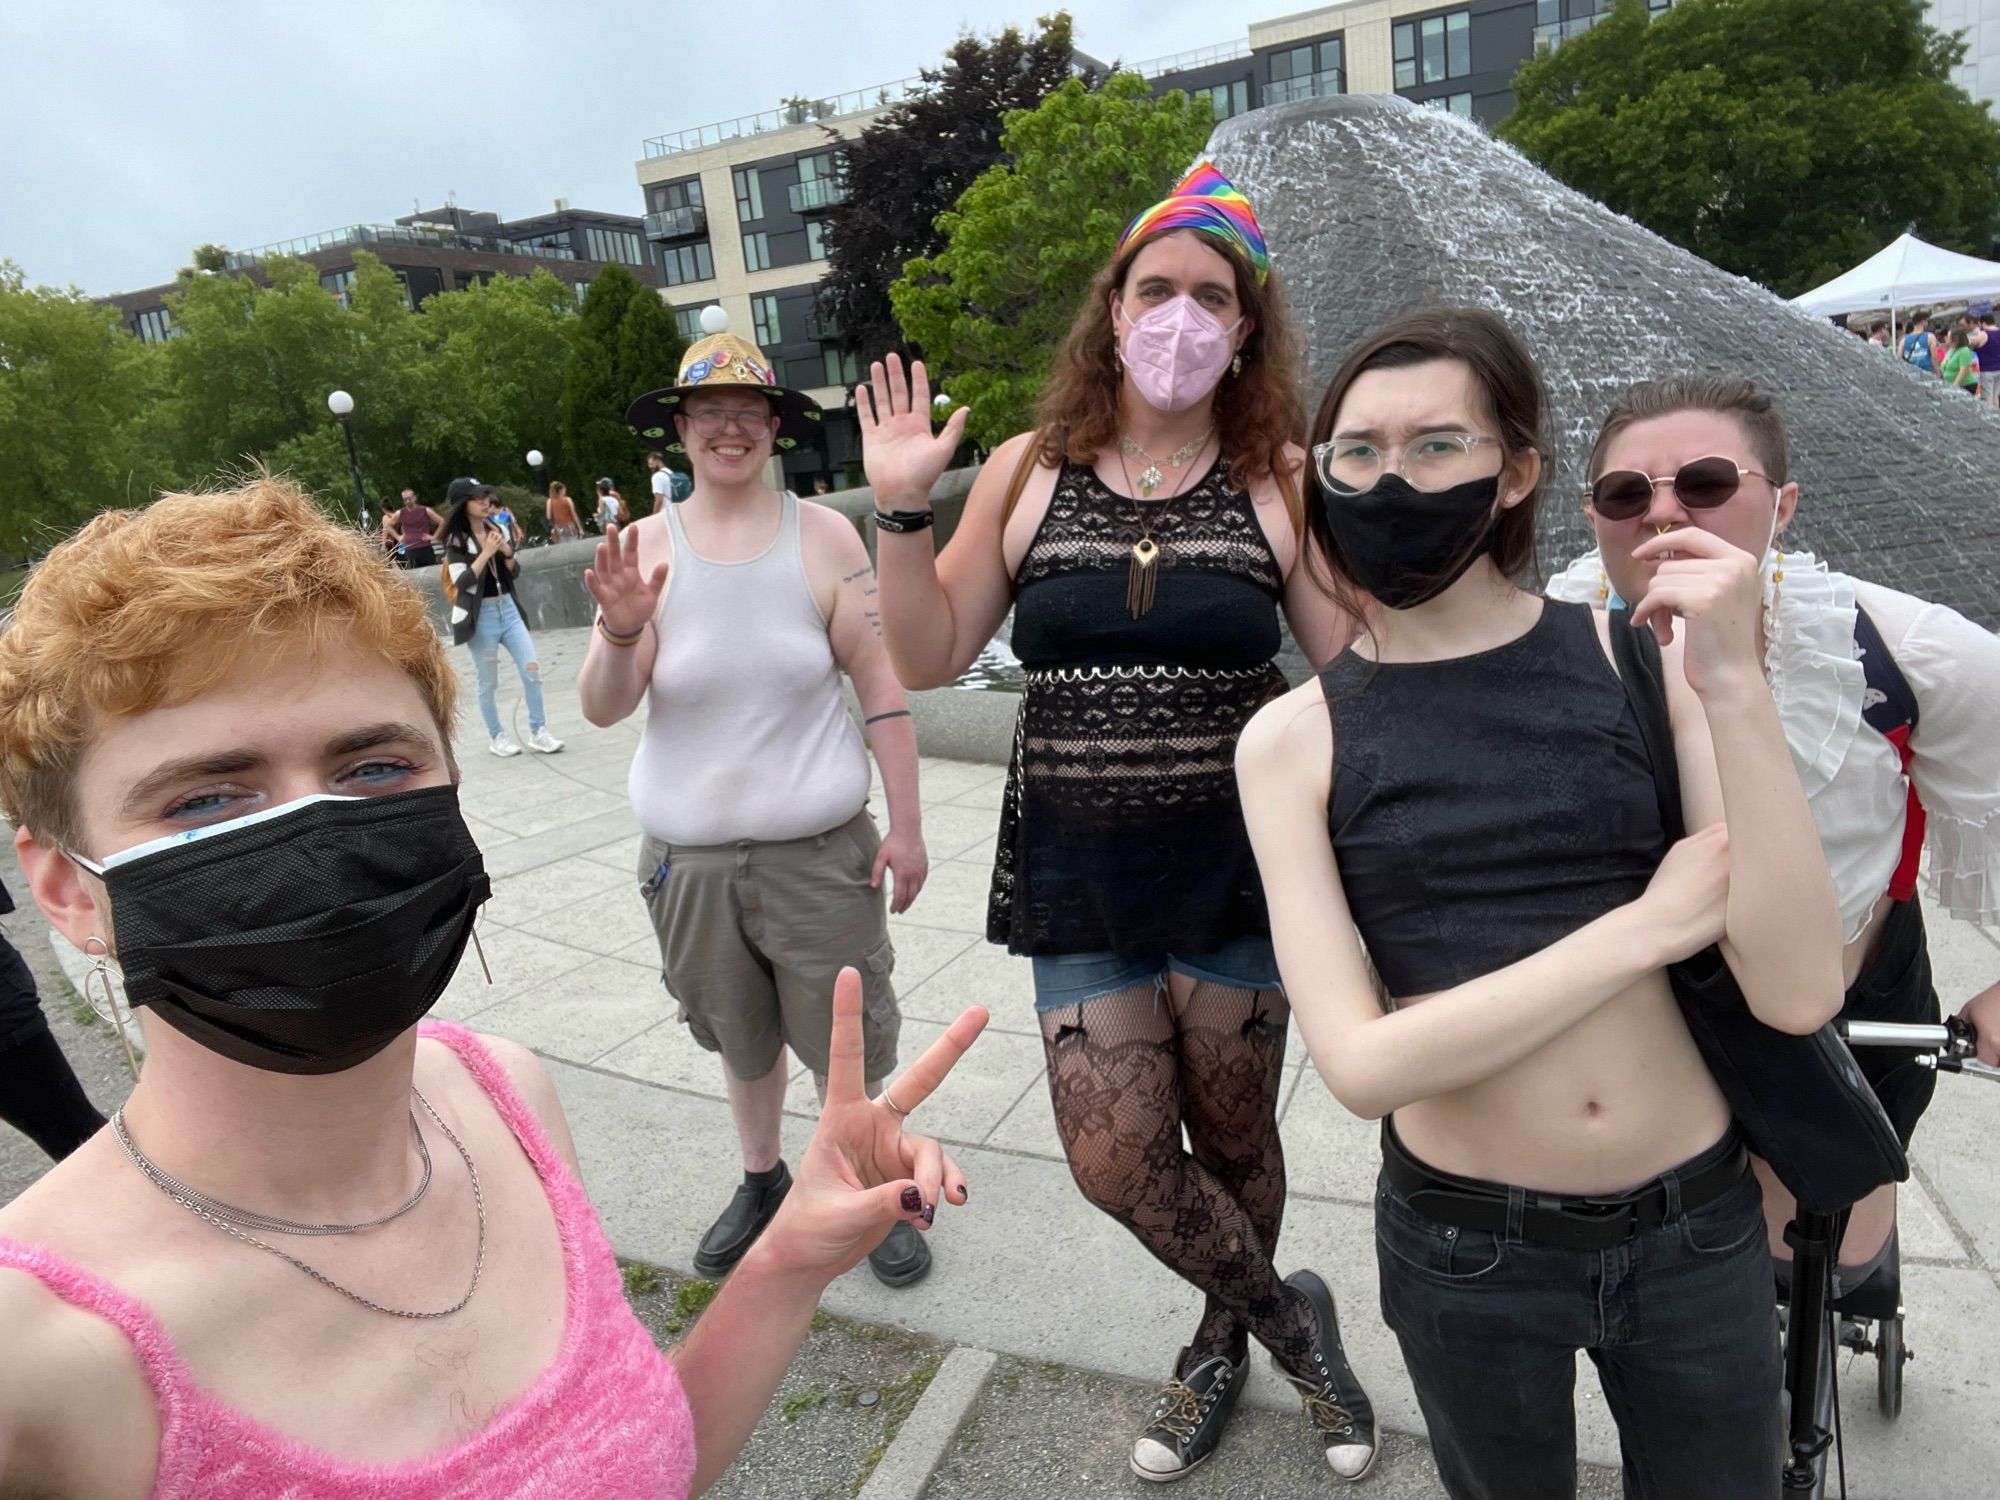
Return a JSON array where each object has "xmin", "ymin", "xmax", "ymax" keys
[
  {"xmin": 864, "ymin": 162, "xmax": 1369, "ymax": 1483},
  {"xmin": 0, "ymin": 474, "xmax": 987, "ymax": 1500}
]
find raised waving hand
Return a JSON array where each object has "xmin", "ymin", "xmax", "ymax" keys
[
  {"xmin": 857, "ymin": 354, "xmax": 970, "ymax": 511},
  {"xmin": 583, "ymin": 521, "xmax": 668, "ymax": 637}
]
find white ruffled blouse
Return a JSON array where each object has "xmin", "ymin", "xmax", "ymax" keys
[{"xmin": 1548, "ymin": 548, "xmax": 2000, "ymax": 942}]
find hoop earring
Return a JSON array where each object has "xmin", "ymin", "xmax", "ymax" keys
[{"xmin": 84, "ymin": 936, "xmax": 140, "ymax": 1080}]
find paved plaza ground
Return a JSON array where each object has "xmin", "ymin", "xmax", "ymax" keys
[{"xmin": 7, "ymin": 621, "xmax": 2000, "ymax": 1496}]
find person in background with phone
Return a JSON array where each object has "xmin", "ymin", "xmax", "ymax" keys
[{"xmin": 439, "ymin": 478, "xmax": 563, "ymax": 759}]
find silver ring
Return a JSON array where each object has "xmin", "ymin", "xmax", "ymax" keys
[{"xmin": 880, "ymin": 1084, "xmax": 910, "ymax": 1117}]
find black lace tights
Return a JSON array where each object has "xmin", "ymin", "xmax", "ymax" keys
[{"xmin": 1039, "ymin": 978, "xmax": 1314, "ymax": 1379}]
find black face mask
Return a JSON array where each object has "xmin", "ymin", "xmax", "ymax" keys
[
  {"xmin": 75, "ymin": 785, "xmax": 490, "ymax": 1075},
  {"xmin": 1321, "ymin": 473, "xmax": 1503, "ymax": 609}
]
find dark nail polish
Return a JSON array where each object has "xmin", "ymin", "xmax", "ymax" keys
[
  {"xmin": 956, "ymin": 1184, "xmax": 969, "ymax": 1203},
  {"xmin": 900, "ymin": 1187, "xmax": 923, "ymax": 1214},
  {"xmin": 921, "ymin": 1202, "xmax": 936, "ymax": 1226}
]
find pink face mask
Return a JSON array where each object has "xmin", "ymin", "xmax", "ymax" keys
[{"xmin": 1117, "ymin": 295, "xmax": 1242, "ymax": 412}]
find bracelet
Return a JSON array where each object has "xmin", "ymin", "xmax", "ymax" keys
[
  {"xmin": 864, "ymin": 709, "xmax": 913, "ymax": 726},
  {"xmin": 595, "ymin": 617, "xmax": 647, "ymax": 648},
  {"xmin": 873, "ymin": 509, "xmax": 935, "ymax": 534}
]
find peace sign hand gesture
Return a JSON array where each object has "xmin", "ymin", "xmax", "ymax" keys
[
  {"xmin": 583, "ymin": 521, "xmax": 668, "ymax": 639},
  {"xmin": 857, "ymin": 353, "xmax": 970, "ymax": 513},
  {"xmin": 759, "ymin": 967, "xmax": 987, "ymax": 1281}
]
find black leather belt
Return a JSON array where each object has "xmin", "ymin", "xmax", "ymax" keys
[{"xmin": 1381, "ymin": 1122, "xmax": 1749, "ymax": 1252}]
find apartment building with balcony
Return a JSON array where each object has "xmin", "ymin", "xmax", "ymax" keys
[{"xmin": 104, "ymin": 201, "xmax": 663, "ymax": 346}]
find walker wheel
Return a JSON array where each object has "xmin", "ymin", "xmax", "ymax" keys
[{"xmin": 1876, "ymin": 1315, "xmax": 1906, "ymax": 1419}]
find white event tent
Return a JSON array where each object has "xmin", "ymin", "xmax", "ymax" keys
[{"xmin": 1792, "ymin": 232, "xmax": 2000, "ymax": 336}]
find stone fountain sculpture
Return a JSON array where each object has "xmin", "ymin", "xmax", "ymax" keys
[{"xmin": 1209, "ymin": 95, "xmax": 2000, "ymax": 627}]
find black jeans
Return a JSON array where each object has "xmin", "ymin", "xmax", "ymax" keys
[{"xmin": 1377, "ymin": 1137, "xmax": 1781, "ymax": 1500}]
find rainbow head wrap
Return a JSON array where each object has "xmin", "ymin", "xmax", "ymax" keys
[{"xmin": 1116, "ymin": 160, "xmax": 1269, "ymax": 284}]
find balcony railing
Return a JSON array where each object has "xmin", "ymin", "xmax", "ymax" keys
[
  {"xmin": 643, "ymin": 76, "xmax": 925, "ymax": 158},
  {"xmin": 789, "ymin": 178, "xmax": 849, "ymax": 214},
  {"xmin": 1262, "ymin": 69, "xmax": 1345, "ymax": 107},
  {"xmin": 1130, "ymin": 40, "xmax": 1252, "ymax": 79},
  {"xmin": 221, "ymin": 223, "xmax": 577, "ymax": 271},
  {"xmin": 644, "ymin": 205, "xmax": 708, "ymax": 241}
]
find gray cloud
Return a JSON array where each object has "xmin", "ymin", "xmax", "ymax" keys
[{"xmin": 1, "ymin": 0, "xmax": 1231, "ymax": 296}]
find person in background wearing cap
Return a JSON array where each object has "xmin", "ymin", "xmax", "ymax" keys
[
  {"xmin": 582, "ymin": 308, "xmax": 933, "ymax": 1291},
  {"xmin": 440, "ymin": 478, "xmax": 564, "ymax": 758},
  {"xmin": 864, "ymin": 161, "xmax": 1372, "ymax": 1485},
  {"xmin": 594, "ymin": 478, "xmax": 625, "ymax": 533}
]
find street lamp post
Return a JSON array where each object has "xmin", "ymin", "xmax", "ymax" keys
[
  {"xmin": 325, "ymin": 390, "xmax": 367, "ymax": 526},
  {"xmin": 526, "ymin": 450, "xmax": 546, "ymax": 540}
]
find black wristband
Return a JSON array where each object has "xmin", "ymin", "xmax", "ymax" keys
[{"xmin": 873, "ymin": 509, "xmax": 936, "ymax": 534}]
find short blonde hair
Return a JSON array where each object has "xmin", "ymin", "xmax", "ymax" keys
[{"xmin": 0, "ymin": 474, "xmax": 458, "ymax": 845}]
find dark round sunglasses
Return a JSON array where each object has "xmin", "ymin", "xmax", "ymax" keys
[{"xmin": 1587, "ymin": 455, "xmax": 1774, "ymax": 522}]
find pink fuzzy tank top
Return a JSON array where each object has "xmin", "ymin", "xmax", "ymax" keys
[{"xmin": 0, "ymin": 1021, "xmax": 696, "ymax": 1500}]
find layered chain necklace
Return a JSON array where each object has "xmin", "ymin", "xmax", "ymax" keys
[
  {"xmin": 1118, "ymin": 426, "xmax": 1213, "ymax": 498},
  {"xmin": 1113, "ymin": 432, "xmax": 1214, "ymax": 620},
  {"xmin": 112, "ymin": 1089, "xmax": 487, "ymax": 1320}
]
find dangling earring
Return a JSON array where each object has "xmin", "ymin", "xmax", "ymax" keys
[
  {"xmin": 1112, "ymin": 339, "xmax": 1122, "ymax": 373},
  {"xmin": 1230, "ymin": 353, "xmax": 1243, "ymax": 378},
  {"xmin": 1770, "ymin": 549, "xmax": 1786, "ymax": 616},
  {"xmin": 84, "ymin": 936, "xmax": 140, "ymax": 1080},
  {"xmin": 1598, "ymin": 567, "xmax": 1610, "ymax": 604}
]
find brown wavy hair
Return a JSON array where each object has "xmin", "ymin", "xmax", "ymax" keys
[{"xmin": 1021, "ymin": 227, "xmax": 1306, "ymax": 536}]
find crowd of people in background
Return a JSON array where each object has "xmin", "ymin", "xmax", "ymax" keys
[{"xmin": 1850, "ymin": 305, "xmax": 2000, "ymax": 405}]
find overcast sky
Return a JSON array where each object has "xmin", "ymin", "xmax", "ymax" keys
[{"xmin": 1, "ymin": 0, "xmax": 1244, "ymax": 298}]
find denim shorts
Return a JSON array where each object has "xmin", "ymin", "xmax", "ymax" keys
[{"xmin": 1028, "ymin": 934, "xmax": 1282, "ymax": 1013}]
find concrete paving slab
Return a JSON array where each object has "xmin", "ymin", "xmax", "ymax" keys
[
  {"xmin": 857, "ymin": 1346, "xmax": 997, "ymax": 1500},
  {"xmin": 916, "ymin": 802, "xmax": 1005, "ymax": 863},
  {"xmin": 882, "ymin": 922, "xmax": 982, "ymax": 996},
  {"xmin": 898, "ymin": 860, "xmax": 998, "ymax": 931},
  {"xmin": 481, "ymin": 851, "xmax": 631, "ymax": 929},
  {"xmin": 901, "ymin": 944, "xmax": 1038, "ymax": 1034},
  {"xmin": 475, "ymin": 953, "xmax": 666, "ymax": 1063},
  {"xmin": 512, "ymin": 887, "xmax": 658, "ymax": 952}
]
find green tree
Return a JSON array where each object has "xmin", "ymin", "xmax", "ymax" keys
[
  {"xmin": 560, "ymin": 263, "xmax": 643, "ymax": 490},
  {"xmin": 612, "ymin": 281, "xmax": 687, "ymax": 479},
  {"xmin": 890, "ymin": 72, "xmax": 1213, "ymax": 447},
  {"xmin": 1499, "ymin": 0, "xmax": 2000, "ymax": 296},
  {"xmin": 819, "ymin": 12, "xmax": 1084, "ymax": 362},
  {"xmin": 0, "ymin": 263, "xmax": 169, "ymax": 557}
]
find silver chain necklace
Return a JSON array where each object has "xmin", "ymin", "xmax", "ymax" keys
[
  {"xmin": 1118, "ymin": 426, "xmax": 1213, "ymax": 498},
  {"xmin": 112, "ymin": 1089, "xmax": 486, "ymax": 1320}
]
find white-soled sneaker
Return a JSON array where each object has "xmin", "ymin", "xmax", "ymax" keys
[
  {"xmin": 1280, "ymin": 1270, "xmax": 1379, "ymax": 1481},
  {"xmin": 526, "ymin": 726, "xmax": 564, "ymax": 754},
  {"xmin": 489, "ymin": 732, "xmax": 523, "ymax": 758},
  {"xmin": 1130, "ymin": 1348, "xmax": 1246, "ymax": 1483}
]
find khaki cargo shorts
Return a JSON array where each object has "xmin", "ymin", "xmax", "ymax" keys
[{"xmin": 637, "ymin": 808, "xmax": 899, "ymax": 1082}]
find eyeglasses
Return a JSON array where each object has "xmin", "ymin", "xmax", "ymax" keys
[
  {"xmin": 683, "ymin": 407, "xmax": 772, "ymax": 437},
  {"xmin": 1586, "ymin": 456, "xmax": 1775, "ymax": 521},
  {"xmin": 1312, "ymin": 432, "xmax": 1502, "ymax": 496}
]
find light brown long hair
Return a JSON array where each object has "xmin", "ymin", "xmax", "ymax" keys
[{"xmin": 1020, "ymin": 227, "xmax": 1306, "ymax": 536}]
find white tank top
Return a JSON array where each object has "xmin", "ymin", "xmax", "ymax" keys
[{"xmin": 629, "ymin": 492, "xmax": 871, "ymax": 845}]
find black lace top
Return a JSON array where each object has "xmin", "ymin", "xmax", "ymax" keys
[{"xmin": 989, "ymin": 457, "xmax": 1288, "ymax": 957}]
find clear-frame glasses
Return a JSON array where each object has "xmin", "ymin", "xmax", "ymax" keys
[{"xmin": 1312, "ymin": 432, "xmax": 1502, "ymax": 495}]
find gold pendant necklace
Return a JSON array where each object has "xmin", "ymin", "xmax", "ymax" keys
[
  {"xmin": 1118, "ymin": 427, "xmax": 1214, "ymax": 499},
  {"xmin": 1112, "ymin": 437, "xmax": 1211, "ymax": 620}
]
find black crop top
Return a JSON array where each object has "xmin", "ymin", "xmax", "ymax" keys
[{"xmin": 1319, "ymin": 600, "xmax": 1667, "ymax": 998}]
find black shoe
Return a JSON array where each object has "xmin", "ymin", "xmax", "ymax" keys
[
  {"xmin": 1130, "ymin": 1347, "xmax": 1247, "ymax": 1483},
  {"xmin": 867, "ymin": 1220, "xmax": 933, "ymax": 1288},
  {"xmin": 692, "ymin": 1164, "xmax": 791, "ymax": 1277},
  {"xmin": 1277, "ymin": 1270, "xmax": 1378, "ymax": 1482}
]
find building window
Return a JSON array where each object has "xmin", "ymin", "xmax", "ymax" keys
[
  {"xmin": 743, "ymin": 232, "xmax": 771, "ymax": 272},
  {"xmin": 663, "ymin": 240, "xmax": 715, "ymax": 286},
  {"xmin": 734, "ymin": 167, "xmax": 764, "ymax": 223},
  {"xmin": 1537, "ymin": 0, "xmax": 1559, "ymax": 23},
  {"xmin": 1395, "ymin": 10, "xmax": 1470, "ymax": 88},
  {"xmin": 675, "ymin": 305, "xmax": 707, "ymax": 339},
  {"xmin": 751, "ymin": 294, "xmax": 783, "ymax": 348},
  {"xmin": 134, "ymin": 307, "xmax": 175, "ymax": 343},
  {"xmin": 394, "ymin": 271, "xmax": 414, "ymax": 310},
  {"xmin": 823, "ymin": 345, "xmax": 861, "ymax": 387},
  {"xmin": 575, "ymin": 282, "xmax": 592, "ymax": 304},
  {"xmin": 1197, "ymin": 79, "xmax": 1251, "ymax": 118},
  {"xmin": 806, "ymin": 218, "xmax": 830, "ymax": 261},
  {"xmin": 584, "ymin": 226, "xmax": 645, "ymax": 265},
  {"xmin": 1426, "ymin": 92, "xmax": 1474, "ymax": 117},
  {"xmin": 1266, "ymin": 38, "xmax": 1343, "ymax": 105},
  {"xmin": 653, "ymin": 177, "xmax": 704, "ymax": 214},
  {"xmin": 319, "ymin": 267, "xmax": 357, "ymax": 299}
]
